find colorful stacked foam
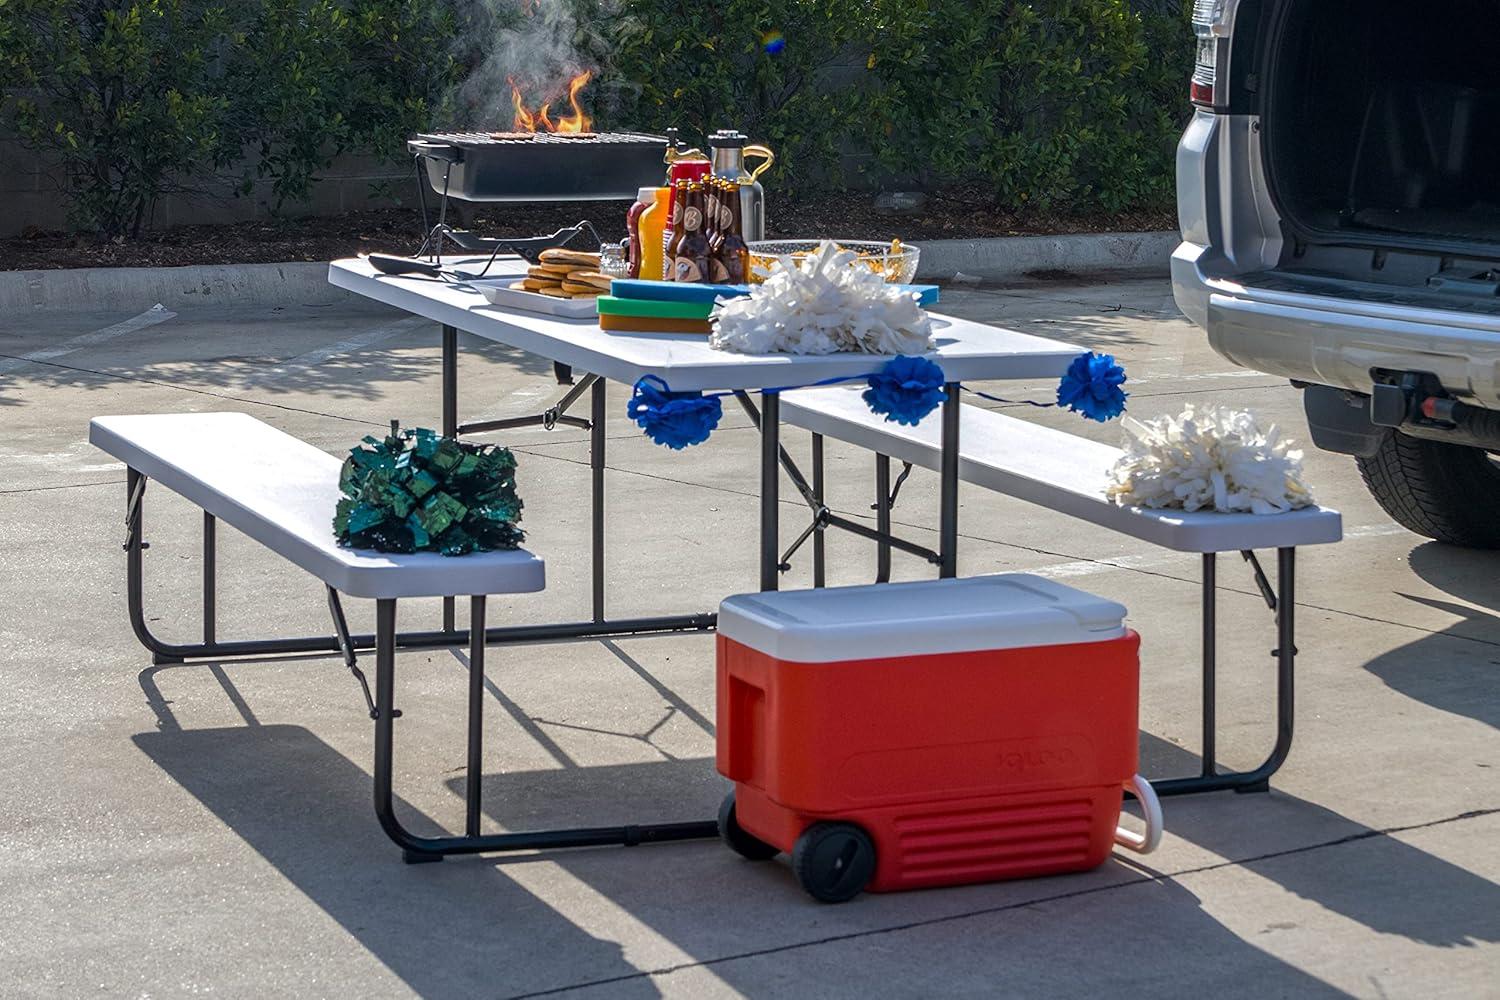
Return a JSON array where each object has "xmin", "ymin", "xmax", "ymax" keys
[{"xmin": 600, "ymin": 279, "xmax": 939, "ymax": 335}]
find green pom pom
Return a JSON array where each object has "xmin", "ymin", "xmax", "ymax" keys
[{"xmin": 332, "ymin": 423, "xmax": 525, "ymax": 556}]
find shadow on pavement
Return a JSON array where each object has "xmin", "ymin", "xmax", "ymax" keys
[
  {"xmin": 1140, "ymin": 734, "xmax": 1500, "ymax": 949},
  {"xmin": 1361, "ymin": 542, "xmax": 1500, "ymax": 731},
  {"xmin": 133, "ymin": 724, "xmax": 661, "ymax": 999}
]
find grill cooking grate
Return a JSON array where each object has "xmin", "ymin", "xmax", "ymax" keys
[{"xmin": 417, "ymin": 131, "xmax": 663, "ymax": 148}]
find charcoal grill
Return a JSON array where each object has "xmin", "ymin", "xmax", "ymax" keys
[{"xmin": 409, "ymin": 131, "xmax": 667, "ymax": 202}]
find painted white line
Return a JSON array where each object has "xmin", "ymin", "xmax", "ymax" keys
[
  {"xmin": 996, "ymin": 370, "xmax": 1277, "ymax": 396},
  {"xmin": 270, "ymin": 317, "xmax": 427, "ymax": 370},
  {"xmin": 1032, "ymin": 523, "xmax": 1411, "ymax": 580},
  {"xmin": 0, "ymin": 304, "xmax": 176, "ymax": 374}
]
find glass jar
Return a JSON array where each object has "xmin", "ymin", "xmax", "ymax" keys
[{"xmin": 599, "ymin": 241, "xmax": 630, "ymax": 279}]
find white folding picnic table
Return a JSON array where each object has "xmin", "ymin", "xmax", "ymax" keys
[{"xmin": 326, "ymin": 255, "xmax": 1083, "ymax": 644}]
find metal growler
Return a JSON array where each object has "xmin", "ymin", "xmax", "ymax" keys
[{"xmin": 708, "ymin": 130, "xmax": 774, "ymax": 242}]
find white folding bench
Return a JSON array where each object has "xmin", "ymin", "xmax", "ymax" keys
[
  {"xmin": 91, "ymin": 412, "xmax": 716, "ymax": 860},
  {"xmin": 778, "ymin": 387, "xmax": 1344, "ymax": 796}
]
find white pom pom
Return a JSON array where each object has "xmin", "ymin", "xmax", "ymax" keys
[
  {"xmin": 1105, "ymin": 405, "xmax": 1315, "ymax": 515},
  {"xmin": 710, "ymin": 241, "xmax": 933, "ymax": 355}
]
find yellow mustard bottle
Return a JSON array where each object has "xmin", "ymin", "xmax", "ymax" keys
[{"xmin": 637, "ymin": 186, "xmax": 671, "ymax": 281}]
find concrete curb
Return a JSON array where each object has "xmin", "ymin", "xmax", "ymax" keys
[
  {"xmin": 914, "ymin": 231, "xmax": 1178, "ymax": 281},
  {"xmin": 0, "ymin": 261, "xmax": 348, "ymax": 314},
  {"xmin": 0, "ymin": 231, "xmax": 1178, "ymax": 313}
]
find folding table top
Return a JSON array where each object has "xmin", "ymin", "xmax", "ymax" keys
[{"xmin": 328, "ymin": 257, "xmax": 1083, "ymax": 392}]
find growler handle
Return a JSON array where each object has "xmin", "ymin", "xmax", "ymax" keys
[{"xmin": 745, "ymin": 144, "xmax": 775, "ymax": 181}]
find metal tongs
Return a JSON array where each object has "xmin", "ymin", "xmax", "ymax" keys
[{"xmin": 368, "ymin": 220, "xmax": 605, "ymax": 280}]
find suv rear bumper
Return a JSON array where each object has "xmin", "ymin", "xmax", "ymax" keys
[
  {"xmin": 1181, "ymin": 259, "xmax": 1500, "ymax": 408},
  {"xmin": 1174, "ymin": 109, "xmax": 1500, "ymax": 411}
]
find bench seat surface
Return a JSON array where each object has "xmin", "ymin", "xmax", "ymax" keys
[
  {"xmin": 781, "ymin": 388, "xmax": 1342, "ymax": 553},
  {"xmin": 90, "ymin": 413, "xmax": 545, "ymax": 599}
]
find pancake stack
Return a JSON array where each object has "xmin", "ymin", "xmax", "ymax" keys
[{"xmin": 511, "ymin": 248, "xmax": 611, "ymax": 299}]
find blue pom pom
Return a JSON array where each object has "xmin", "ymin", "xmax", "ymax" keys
[
  {"xmin": 1056, "ymin": 351, "xmax": 1128, "ymax": 422},
  {"xmin": 627, "ymin": 376, "xmax": 723, "ymax": 450},
  {"xmin": 863, "ymin": 355, "xmax": 948, "ymax": 426}
]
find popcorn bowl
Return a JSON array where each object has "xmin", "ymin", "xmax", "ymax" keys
[{"xmin": 747, "ymin": 240, "xmax": 921, "ymax": 285}]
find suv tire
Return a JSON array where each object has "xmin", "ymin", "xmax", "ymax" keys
[{"xmin": 1356, "ymin": 432, "xmax": 1500, "ymax": 548}]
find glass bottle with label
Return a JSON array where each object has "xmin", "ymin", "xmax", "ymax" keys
[{"xmin": 674, "ymin": 182, "xmax": 711, "ymax": 284}]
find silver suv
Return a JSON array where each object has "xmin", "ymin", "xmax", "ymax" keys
[{"xmin": 1174, "ymin": 0, "xmax": 1500, "ymax": 547}]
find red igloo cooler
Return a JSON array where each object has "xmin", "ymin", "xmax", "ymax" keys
[{"xmin": 715, "ymin": 573, "xmax": 1162, "ymax": 902}]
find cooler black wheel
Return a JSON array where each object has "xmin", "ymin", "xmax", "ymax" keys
[
  {"xmin": 718, "ymin": 790, "xmax": 780, "ymax": 861},
  {"xmin": 791, "ymin": 822, "xmax": 876, "ymax": 903}
]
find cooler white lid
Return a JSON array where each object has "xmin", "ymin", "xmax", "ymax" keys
[{"xmin": 717, "ymin": 574, "xmax": 1127, "ymax": 664}]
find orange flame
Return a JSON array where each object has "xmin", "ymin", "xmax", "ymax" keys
[
  {"xmin": 509, "ymin": 70, "xmax": 593, "ymax": 133},
  {"xmin": 508, "ymin": 77, "xmax": 535, "ymax": 131}
]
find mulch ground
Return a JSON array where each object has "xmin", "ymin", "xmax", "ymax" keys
[{"xmin": 0, "ymin": 191, "xmax": 1174, "ymax": 271}]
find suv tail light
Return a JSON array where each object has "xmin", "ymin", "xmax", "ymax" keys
[{"xmin": 1191, "ymin": 0, "xmax": 1234, "ymax": 109}]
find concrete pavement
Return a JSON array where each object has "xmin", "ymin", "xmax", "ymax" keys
[{"xmin": 0, "ymin": 276, "xmax": 1495, "ymax": 998}]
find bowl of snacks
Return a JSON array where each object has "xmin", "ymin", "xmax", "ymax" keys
[{"xmin": 747, "ymin": 239, "xmax": 920, "ymax": 285}]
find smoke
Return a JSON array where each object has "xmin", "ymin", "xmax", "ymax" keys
[{"xmin": 449, "ymin": 0, "xmax": 618, "ymax": 128}]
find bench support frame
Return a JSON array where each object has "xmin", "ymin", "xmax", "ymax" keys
[
  {"xmin": 800, "ymin": 445, "xmax": 1300, "ymax": 798},
  {"xmin": 122, "ymin": 466, "xmax": 718, "ymax": 860}
]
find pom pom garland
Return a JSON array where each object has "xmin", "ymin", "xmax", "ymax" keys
[
  {"xmin": 1056, "ymin": 351, "xmax": 1128, "ymax": 423},
  {"xmin": 710, "ymin": 241, "xmax": 933, "ymax": 356},
  {"xmin": 627, "ymin": 376, "xmax": 724, "ymax": 450},
  {"xmin": 1105, "ymin": 405, "xmax": 1315, "ymax": 515},
  {"xmin": 334, "ymin": 425, "xmax": 524, "ymax": 555},
  {"xmin": 863, "ymin": 355, "xmax": 948, "ymax": 426}
]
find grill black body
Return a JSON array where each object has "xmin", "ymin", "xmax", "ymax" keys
[{"xmin": 409, "ymin": 132, "xmax": 667, "ymax": 202}]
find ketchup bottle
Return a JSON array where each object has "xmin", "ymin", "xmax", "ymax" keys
[{"xmin": 626, "ymin": 187, "xmax": 654, "ymax": 279}]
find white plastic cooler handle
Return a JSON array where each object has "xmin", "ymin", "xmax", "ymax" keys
[{"xmin": 1114, "ymin": 774, "xmax": 1163, "ymax": 854}]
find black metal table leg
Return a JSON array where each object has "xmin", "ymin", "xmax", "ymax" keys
[
  {"xmin": 203, "ymin": 511, "xmax": 216, "ymax": 645},
  {"xmin": 811, "ymin": 434, "xmax": 826, "ymax": 588},
  {"xmin": 939, "ymin": 382, "xmax": 961, "ymax": 578},
  {"xmin": 441, "ymin": 324, "xmax": 458, "ymax": 634},
  {"xmin": 591, "ymin": 377, "xmax": 606, "ymax": 623},
  {"xmin": 760, "ymin": 392, "xmax": 780, "ymax": 592},
  {"xmin": 875, "ymin": 454, "xmax": 893, "ymax": 583}
]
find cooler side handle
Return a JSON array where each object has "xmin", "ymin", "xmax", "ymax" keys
[{"xmin": 1114, "ymin": 774, "xmax": 1163, "ymax": 854}]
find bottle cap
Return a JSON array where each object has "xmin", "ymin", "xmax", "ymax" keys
[{"xmin": 638, "ymin": 186, "xmax": 656, "ymax": 203}]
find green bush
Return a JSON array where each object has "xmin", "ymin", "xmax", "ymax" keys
[
  {"xmin": 0, "ymin": 0, "xmax": 457, "ymax": 237},
  {"xmin": 0, "ymin": 0, "xmax": 238, "ymax": 237},
  {"xmin": 226, "ymin": 0, "xmax": 458, "ymax": 209},
  {"xmin": 592, "ymin": 0, "xmax": 870, "ymax": 193},
  {"xmin": 594, "ymin": 0, "xmax": 1190, "ymax": 211},
  {"xmin": 858, "ymin": 0, "xmax": 1192, "ymax": 212},
  {"xmin": 0, "ymin": 0, "xmax": 1190, "ymax": 235}
]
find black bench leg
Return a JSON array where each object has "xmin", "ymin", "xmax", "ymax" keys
[
  {"xmin": 370, "ymin": 597, "xmax": 718, "ymax": 862},
  {"xmin": 466, "ymin": 596, "xmax": 486, "ymax": 837},
  {"xmin": 1155, "ymin": 547, "xmax": 1297, "ymax": 797}
]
